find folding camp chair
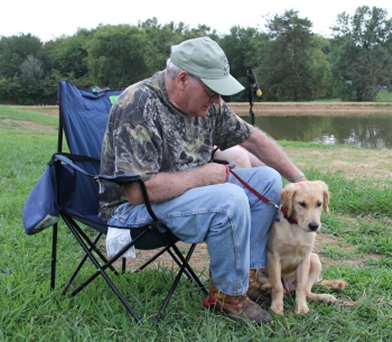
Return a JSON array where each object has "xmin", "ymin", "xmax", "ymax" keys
[{"xmin": 24, "ymin": 80, "xmax": 207, "ymax": 322}]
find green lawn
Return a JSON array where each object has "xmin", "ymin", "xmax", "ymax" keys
[{"xmin": 0, "ymin": 105, "xmax": 391, "ymax": 341}]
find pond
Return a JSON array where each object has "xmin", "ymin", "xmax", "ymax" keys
[{"xmin": 242, "ymin": 114, "xmax": 392, "ymax": 149}]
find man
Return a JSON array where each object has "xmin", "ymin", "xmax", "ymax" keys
[{"xmin": 99, "ymin": 36, "xmax": 306, "ymax": 325}]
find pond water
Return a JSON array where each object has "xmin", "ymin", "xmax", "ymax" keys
[{"xmin": 242, "ymin": 114, "xmax": 392, "ymax": 149}]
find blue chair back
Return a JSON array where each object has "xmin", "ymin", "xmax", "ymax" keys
[
  {"xmin": 57, "ymin": 81, "xmax": 123, "ymax": 232},
  {"xmin": 59, "ymin": 80, "xmax": 121, "ymax": 159}
]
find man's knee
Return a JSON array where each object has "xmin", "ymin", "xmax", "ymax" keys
[
  {"xmin": 204, "ymin": 184, "xmax": 251, "ymax": 245},
  {"xmin": 216, "ymin": 183, "xmax": 250, "ymax": 213},
  {"xmin": 254, "ymin": 166, "xmax": 282, "ymax": 204}
]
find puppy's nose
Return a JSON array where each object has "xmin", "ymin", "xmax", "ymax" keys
[{"xmin": 308, "ymin": 222, "xmax": 319, "ymax": 231}]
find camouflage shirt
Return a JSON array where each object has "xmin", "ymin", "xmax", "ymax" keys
[{"xmin": 99, "ymin": 71, "xmax": 253, "ymax": 220}]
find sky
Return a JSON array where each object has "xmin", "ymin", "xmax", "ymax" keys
[{"xmin": 1, "ymin": 0, "xmax": 392, "ymax": 42}]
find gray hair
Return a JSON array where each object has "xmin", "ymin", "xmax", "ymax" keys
[{"xmin": 165, "ymin": 58, "xmax": 183, "ymax": 80}]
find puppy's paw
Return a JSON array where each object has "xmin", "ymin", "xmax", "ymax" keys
[
  {"xmin": 295, "ymin": 302, "xmax": 309, "ymax": 315},
  {"xmin": 307, "ymin": 292, "xmax": 338, "ymax": 303},
  {"xmin": 270, "ymin": 301, "xmax": 284, "ymax": 315},
  {"xmin": 332, "ymin": 280, "xmax": 347, "ymax": 290},
  {"xmin": 320, "ymin": 294, "xmax": 338, "ymax": 303},
  {"xmin": 319, "ymin": 279, "xmax": 347, "ymax": 290}
]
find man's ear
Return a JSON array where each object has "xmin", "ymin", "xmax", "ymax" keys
[{"xmin": 176, "ymin": 71, "xmax": 190, "ymax": 90}]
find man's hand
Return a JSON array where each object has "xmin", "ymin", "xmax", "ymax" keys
[
  {"xmin": 289, "ymin": 172, "xmax": 306, "ymax": 183},
  {"xmin": 198, "ymin": 162, "xmax": 227, "ymax": 185}
]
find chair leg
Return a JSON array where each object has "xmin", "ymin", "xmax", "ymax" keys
[
  {"xmin": 166, "ymin": 247, "xmax": 196, "ymax": 285},
  {"xmin": 156, "ymin": 243, "xmax": 198, "ymax": 322},
  {"xmin": 63, "ymin": 216, "xmax": 140, "ymax": 321},
  {"xmin": 170, "ymin": 244, "xmax": 208, "ymax": 294},
  {"xmin": 62, "ymin": 233, "xmax": 105, "ymax": 295},
  {"xmin": 122, "ymin": 257, "xmax": 126, "ymax": 273},
  {"xmin": 72, "ymin": 222, "xmax": 119, "ymax": 274},
  {"xmin": 61, "ymin": 219, "xmax": 121, "ymax": 295},
  {"xmin": 50, "ymin": 223, "xmax": 58, "ymax": 290},
  {"xmin": 60, "ymin": 216, "xmax": 206, "ymax": 323},
  {"xmin": 135, "ymin": 243, "xmax": 207, "ymax": 294},
  {"xmin": 70, "ymin": 227, "xmax": 151, "ymax": 296},
  {"xmin": 134, "ymin": 246, "xmax": 169, "ymax": 273}
]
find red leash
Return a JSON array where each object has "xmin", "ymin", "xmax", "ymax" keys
[
  {"xmin": 227, "ymin": 166, "xmax": 279, "ymax": 209},
  {"xmin": 228, "ymin": 167, "xmax": 297, "ymax": 224}
]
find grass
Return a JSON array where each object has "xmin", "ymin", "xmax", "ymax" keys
[
  {"xmin": 0, "ymin": 105, "xmax": 391, "ymax": 341},
  {"xmin": 376, "ymin": 90, "xmax": 392, "ymax": 102}
]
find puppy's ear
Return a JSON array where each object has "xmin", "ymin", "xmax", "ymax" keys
[
  {"xmin": 321, "ymin": 182, "xmax": 330, "ymax": 214},
  {"xmin": 281, "ymin": 185, "xmax": 296, "ymax": 217}
]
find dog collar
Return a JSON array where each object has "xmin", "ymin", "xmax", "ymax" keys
[{"xmin": 280, "ymin": 207, "xmax": 298, "ymax": 225}]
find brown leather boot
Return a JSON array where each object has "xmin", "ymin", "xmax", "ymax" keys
[
  {"xmin": 203, "ymin": 277, "xmax": 272, "ymax": 325},
  {"xmin": 247, "ymin": 269, "xmax": 271, "ymax": 306}
]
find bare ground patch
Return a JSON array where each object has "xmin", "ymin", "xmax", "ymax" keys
[
  {"xmin": 1, "ymin": 118, "xmax": 55, "ymax": 132},
  {"xmin": 15, "ymin": 105, "xmax": 59, "ymax": 117},
  {"xmin": 122, "ymin": 231, "xmax": 379, "ymax": 275},
  {"xmin": 314, "ymin": 233, "xmax": 382, "ymax": 267},
  {"xmin": 230, "ymin": 102, "xmax": 392, "ymax": 116},
  {"xmin": 285, "ymin": 146, "xmax": 392, "ymax": 180}
]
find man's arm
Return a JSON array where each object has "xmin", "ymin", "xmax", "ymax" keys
[
  {"xmin": 124, "ymin": 162, "xmax": 227, "ymax": 204},
  {"xmin": 240, "ymin": 128, "xmax": 306, "ymax": 182}
]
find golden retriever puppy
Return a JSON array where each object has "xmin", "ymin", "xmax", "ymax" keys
[{"xmin": 267, "ymin": 180, "xmax": 346, "ymax": 315}]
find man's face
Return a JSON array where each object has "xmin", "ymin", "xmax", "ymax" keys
[{"xmin": 183, "ymin": 74, "xmax": 221, "ymax": 117}]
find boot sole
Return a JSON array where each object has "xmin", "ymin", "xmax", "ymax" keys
[{"xmin": 208, "ymin": 303, "xmax": 273, "ymax": 325}]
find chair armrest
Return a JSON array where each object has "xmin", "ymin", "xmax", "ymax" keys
[
  {"xmin": 95, "ymin": 173, "xmax": 141, "ymax": 186},
  {"xmin": 96, "ymin": 173, "xmax": 159, "ymax": 222},
  {"xmin": 53, "ymin": 153, "xmax": 159, "ymax": 221}
]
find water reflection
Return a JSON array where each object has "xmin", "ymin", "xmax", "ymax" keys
[{"xmin": 246, "ymin": 115, "xmax": 392, "ymax": 149}]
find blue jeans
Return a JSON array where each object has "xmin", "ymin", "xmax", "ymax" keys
[{"xmin": 107, "ymin": 166, "xmax": 281, "ymax": 296}]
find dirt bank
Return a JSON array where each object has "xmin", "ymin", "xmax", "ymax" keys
[{"xmin": 229, "ymin": 102, "xmax": 392, "ymax": 116}]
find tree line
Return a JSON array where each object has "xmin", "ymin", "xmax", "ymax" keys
[{"xmin": 0, "ymin": 6, "xmax": 391, "ymax": 104}]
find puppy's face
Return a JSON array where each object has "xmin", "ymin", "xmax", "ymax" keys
[{"xmin": 281, "ymin": 181, "xmax": 330, "ymax": 232}]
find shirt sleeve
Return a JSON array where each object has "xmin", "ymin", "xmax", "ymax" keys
[{"xmin": 111, "ymin": 87, "xmax": 162, "ymax": 181}]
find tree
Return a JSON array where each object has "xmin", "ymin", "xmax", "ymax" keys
[
  {"xmin": 86, "ymin": 25, "xmax": 149, "ymax": 88},
  {"xmin": 43, "ymin": 31, "xmax": 90, "ymax": 80},
  {"xmin": 0, "ymin": 34, "xmax": 45, "ymax": 103},
  {"xmin": 138, "ymin": 18, "xmax": 183, "ymax": 73},
  {"xmin": 260, "ymin": 10, "xmax": 316, "ymax": 101},
  {"xmin": 0, "ymin": 34, "xmax": 42, "ymax": 79},
  {"xmin": 330, "ymin": 6, "xmax": 392, "ymax": 101},
  {"xmin": 308, "ymin": 35, "xmax": 334, "ymax": 99},
  {"xmin": 139, "ymin": 18, "xmax": 219, "ymax": 75},
  {"xmin": 19, "ymin": 55, "xmax": 44, "ymax": 89}
]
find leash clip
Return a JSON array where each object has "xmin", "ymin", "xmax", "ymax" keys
[{"xmin": 269, "ymin": 200, "xmax": 280, "ymax": 210}]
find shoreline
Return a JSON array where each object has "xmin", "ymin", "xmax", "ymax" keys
[{"xmin": 229, "ymin": 102, "xmax": 392, "ymax": 116}]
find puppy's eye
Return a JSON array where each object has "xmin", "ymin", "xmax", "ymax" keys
[
  {"xmin": 299, "ymin": 202, "xmax": 307, "ymax": 208},
  {"xmin": 316, "ymin": 202, "xmax": 322, "ymax": 207}
]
